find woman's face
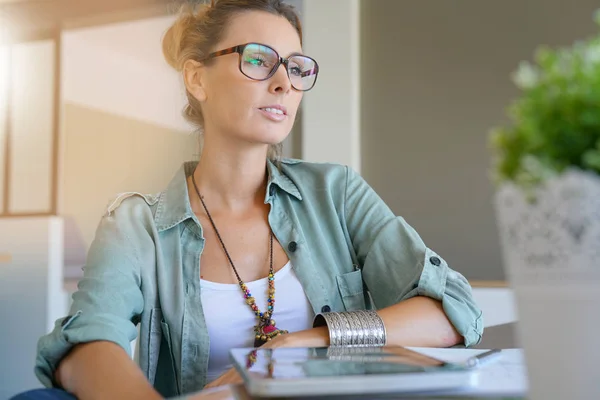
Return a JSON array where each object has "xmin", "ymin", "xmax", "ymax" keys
[{"xmin": 195, "ymin": 11, "xmax": 305, "ymax": 149}]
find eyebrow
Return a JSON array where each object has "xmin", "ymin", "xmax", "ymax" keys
[
  {"xmin": 256, "ymin": 43, "xmax": 304, "ymax": 58},
  {"xmin": 258, "ymin": 44, "xmax": 304, "ymax": 58},
  {"xmin": 286, "ymin": 50, "xmax": 305, "ymax": 57}
]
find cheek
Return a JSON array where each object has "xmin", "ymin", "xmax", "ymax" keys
[
  {"xmin": 213, "ymin": 83, "xmax": 252, "ymax": 120},
  {"xmin": 289, "ymin": 93, "xmax": 304, "ymax": 118},
  {"xmin": 207, "ymin": 68, "xmax": 253, "ymax": 117}
]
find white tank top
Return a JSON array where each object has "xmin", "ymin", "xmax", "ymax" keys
[{"xmin": 200, "ymin": 261, "xmax": 315, "ymax": 383}]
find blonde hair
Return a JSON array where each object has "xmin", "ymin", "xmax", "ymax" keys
[{"xmin": 162, "ymin": 0, "xmax": 303, "ymax": 161}]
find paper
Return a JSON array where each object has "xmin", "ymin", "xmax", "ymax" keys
[{"xmin": 407, "ymin": 347, "xmax": 528, "ymax": 397}]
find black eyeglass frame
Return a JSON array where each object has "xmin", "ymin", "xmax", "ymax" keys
[{"xmin": 200, "ymin": 42, "xmax": 319, "ymax": 91}]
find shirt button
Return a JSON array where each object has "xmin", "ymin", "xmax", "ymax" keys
[
  {"xmin": 321, "ymin": 305, "xmax": 331, "ymax": 313},
  {"xmin": 131, "ymin": 314, "xmax": 141, "ymax": 325},
  {"xmin": 288, "ymin": 241, "xmax": 298, "ymax": 252},
  {"xmin": 430, "ymin": 256, "xmax": 441, "ymax": 266}
]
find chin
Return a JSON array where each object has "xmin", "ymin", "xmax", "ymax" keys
[{"xmin": 249, "ymin": 127, "xmax": 292, "ymax": 146}]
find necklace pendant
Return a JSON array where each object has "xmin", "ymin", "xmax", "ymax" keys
[
  {"xmin": 253, "ymin": 336, "xmax": 266, "ymax": 348},
  {"xmin": 253, "ymin": 319, "xmax": 288, "ymax": 347}
]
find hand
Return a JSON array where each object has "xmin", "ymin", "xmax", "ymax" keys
[
  {"xmin": 261, "ymin": 326, "xmax": 329, "ymax": 349},
  {"xmin": 203, "ymin": 367, "xmax": 243, "ymax": 389},
  {"xmin": 202, "ymin": 327, "xmax": 329, "ymax": 390},
  {"xmin": 187, "ymin": 384, "xmax": 237, "ymax": 400}
]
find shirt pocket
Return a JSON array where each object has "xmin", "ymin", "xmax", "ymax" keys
[
  {"xmin": 335, "ymin": 269, "xmax": 366, "ymax": 311},
  {"xmin": 147, "ymin": 308, "xmax": 163, "ymax": 383},
  {"xmin": 148, "ymin": 308, "xmax": 180, "ymax": 394},
  {"xmin": 159, "ymin": 320, "xmax": 180, "ymax": 394}
]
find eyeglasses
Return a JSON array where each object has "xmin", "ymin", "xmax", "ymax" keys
[{"xmin": 201, "ymin": 42, "xmax": 319, "ymax": 92}]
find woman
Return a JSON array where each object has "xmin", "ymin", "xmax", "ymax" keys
[{"xmin": 16, "ymin": 0, "xmax": 483, "ymax": 399}]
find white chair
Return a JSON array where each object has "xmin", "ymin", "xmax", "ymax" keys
[{"xmin": 472, "ymin": 286, "xmax": 517, "ymax": 328}]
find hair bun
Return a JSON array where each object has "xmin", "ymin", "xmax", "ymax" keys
[{"xmin": 163, "ymin": 3, "xmax": 213, "ymax": 71}]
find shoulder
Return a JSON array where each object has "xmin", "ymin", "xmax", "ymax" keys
[
  {"xmin": 104, "ymin": 191, "xmax": 161, "ymax": 218},
  {"xmin": 94, "ymin": 191, "xmax": 161, "ymax": 257},
  {"xmin": 279, "ymin": 158, "xmax": 352, "ymax": 184},
  {"xmin": 279, "ymin": 158, "xmax": 369, "ymax": 197}
]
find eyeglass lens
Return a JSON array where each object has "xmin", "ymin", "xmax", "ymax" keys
[{"xmin": 241, "ymin": 43, "xmax": 317, "ymax": 91}]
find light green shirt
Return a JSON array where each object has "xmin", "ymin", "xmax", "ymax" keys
[{"xmin": 35, "ymin": 159, "xmax": 483, "ymax": 398}]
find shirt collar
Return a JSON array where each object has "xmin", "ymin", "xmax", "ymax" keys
[
  {"xmin": 265, "ymin": 159, "xmax": 303, "ymax": 203},
  {"xmin": 154, "ymin": 159, "xmax": 302, "ymax": 232}
]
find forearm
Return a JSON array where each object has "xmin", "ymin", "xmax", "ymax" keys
[
  {"xmin": 377, "ymin": 296, "xmax": 462, "ymax": 348},
  {"xmin": 281, "ymin": 297, "xmax": 461, "ymax": 349},
  {"xmin": 56, "ymin": 341, "xmax": 162, "ymax": 400}
]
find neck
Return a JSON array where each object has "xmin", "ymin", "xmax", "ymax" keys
[{"xmin": 190, "ymin": 138, "xmax": 270, "ymax": 214}]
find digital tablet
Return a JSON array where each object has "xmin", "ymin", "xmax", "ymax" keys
[{"xmin": 230, "ymin": 346, "xmax": 477, "ymax": 398}]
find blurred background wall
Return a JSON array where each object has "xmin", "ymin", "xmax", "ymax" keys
[{"xmin": 360, "ymin": 0, "xmax": 600, "ymax": 281}]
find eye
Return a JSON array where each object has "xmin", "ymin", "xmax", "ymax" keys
[
  {"xmin": 245, "ymin": 54, "xmax": 272, "ymax": 68},
  {"xmin": 288, "ymin": 57, "xmax": 309, "ymax": 77},
  {"xmin": 289, "ymin": 66, "xmax": 303, "ymax": 76}
]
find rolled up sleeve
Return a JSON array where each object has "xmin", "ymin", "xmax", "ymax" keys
[
  {"xmin": 413, "ymin": 248, "xmax": 483, "ymax": 347},
  {"xmin": 35, "ymin": 204, "xmax": 145, "ymax": 387},
  {"xmin": 343, "ymin": 167, "xmax": 484, "ymax": 347}
]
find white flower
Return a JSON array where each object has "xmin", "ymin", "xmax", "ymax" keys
[
  {"xmin": 583, "ymin": 44, "xmax": 600, "ymax": 64},
  {"xmin": 512, "ymin": 61, "xmax": 539, "ymax": 90}
]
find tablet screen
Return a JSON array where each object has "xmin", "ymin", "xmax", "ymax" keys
[{"xmin": 230, "ymin": 346, "xmax": 461, "ymax": 380}]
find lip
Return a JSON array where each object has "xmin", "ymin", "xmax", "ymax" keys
[
  {"xmin": 258, "ymin": 104, "xmax": 288, "ymax": 122},
  {"xmin": 259, "ymin": 105, "xmax": 288, "ymax": 115}
]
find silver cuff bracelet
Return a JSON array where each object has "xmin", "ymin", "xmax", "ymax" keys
[
  {"xmin": 313, "ymin": 310, "xmax": 387, "ymax": 347},
  {"xmin": 326, "ymin": 345, "xmax": 386, "ymax": 362}
]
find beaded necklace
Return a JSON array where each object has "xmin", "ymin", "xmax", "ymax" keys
[
  {"xmin": 246, "ymin": 349, "xmax": 274, "ymax": 377},
  {"xmin": 191, "ymin": 175, "xmax": 288, "ymax": 347}
]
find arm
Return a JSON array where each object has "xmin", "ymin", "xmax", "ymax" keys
[
  {"xmin": 35, "ymin": 196, "xmax": 160, "ymax": 398},
  {"xmin": 269, "ymin": 167, "xmax": 482, "ymax": 349},
  {"xmin": 374, "ymin": 296, "xmax": 461, "ymax": 347},
  {"xmin": 267, "ymin": 296, "xmax": 461, "ymax": 348},
  {"xmin": 342, "ymin": 166, "xmax": 483, "ymax": 347},
  {"xmin": 56, "ymin": 341, "xmax": 161, "ymax": 400}
]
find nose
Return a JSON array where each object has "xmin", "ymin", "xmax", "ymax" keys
[{"xmin": 268, "ymin": 62, "xmax": 292, "ymax": 94}]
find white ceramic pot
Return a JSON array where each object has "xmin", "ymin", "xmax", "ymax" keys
[{"xmin": 495, "ymin": 168, "xmax": 600, "ymax": 400}]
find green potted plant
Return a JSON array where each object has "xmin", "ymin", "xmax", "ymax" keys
[{"xmin": 490, "ymin": 10, "xmax": 600, "ymax": 400}]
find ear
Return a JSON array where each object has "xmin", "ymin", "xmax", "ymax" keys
[{"xmin": 183, "ymin": 59, "xmax": 207, "ymax": 102}]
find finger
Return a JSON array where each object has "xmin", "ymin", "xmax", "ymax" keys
[
  {"xmin": 204, "ymin": 381, "xmax": 219, "ymax": 389},
  {"xmin": 206, "ymin": 368, "xmax": 237, "ymax": 388},
  {"xmin": 211, "ymin": 371, "xmax": 239, "ymax": 387},
  {"xmin": 224, "ymin": 370, "xmax": 241, "ymax": 382},
  {"xmin": 232, "ymin": 372, "xmax": 243, "ymax": 384},
  {"xmin": 189, "ymin": 385, "xmax": 236, "ymax": 400}
]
